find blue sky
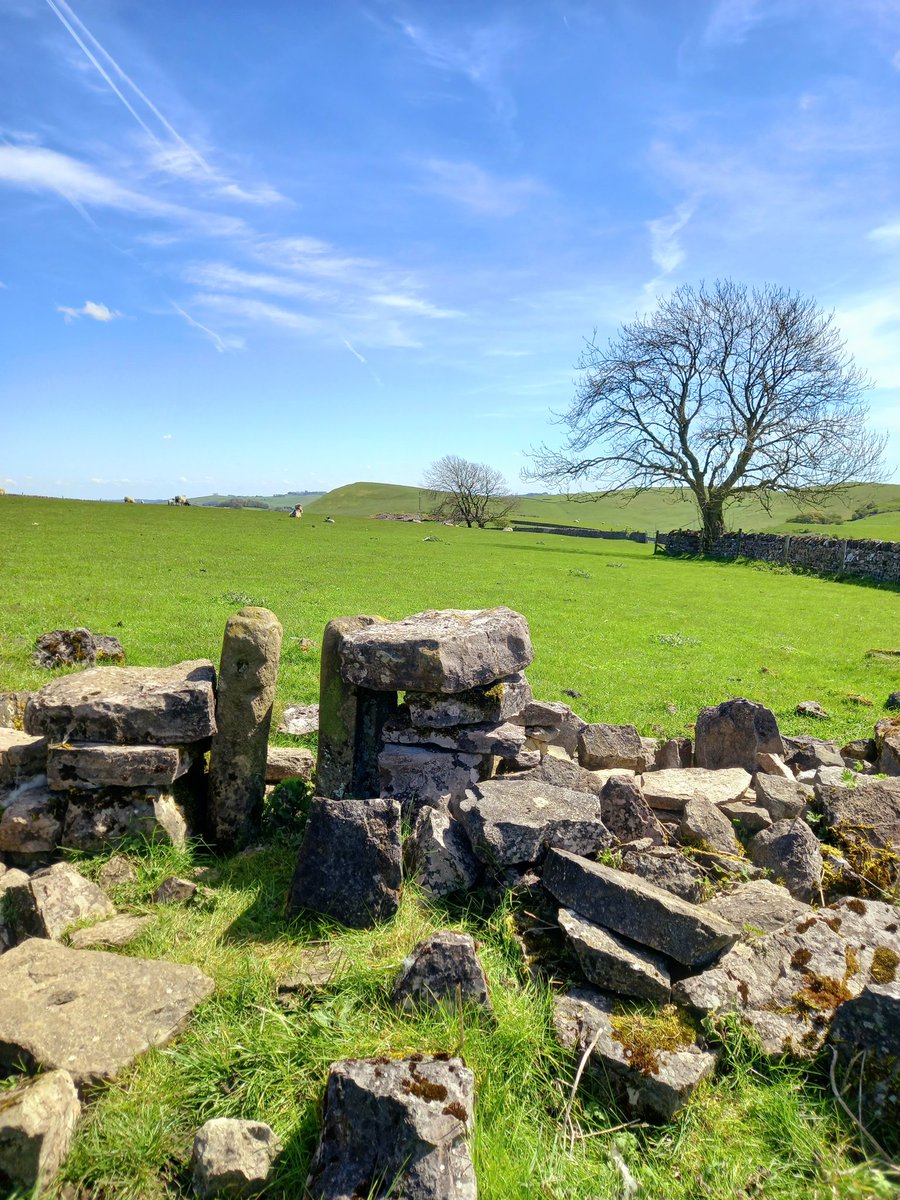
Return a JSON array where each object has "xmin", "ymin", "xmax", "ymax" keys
[{"xmin": 1, "ymin": 0, "xmax": 899, "ymax": 500}]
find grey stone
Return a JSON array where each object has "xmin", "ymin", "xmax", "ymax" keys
[
  {"xmin": 830, "ymin": 982, "xmax": 900, "ymax": 1130},
  {"xmin": 577, "ymin": 723, "xmax": 646, "ymax": 772},
  {"xmin": 382, "ymin": 713, "xmax": 527, "ymax": 759},
  {"xmin": 748, "ymin": 820, "xmax": 823, "ymax": 901},
  {"xmin": 886, "ymin": 691, "xmax": 900, "ymax": 711},
  {"xmin": 543, "ymin": 848, "xmax": 739, "ymax": 967},
  {"xmin": 599, "ymin": 774, "xmax": 667, "ymax": 845},
  {"xmin": 0, "ymin": 869, "xmax": 31, "ymax": 954},
  {"xmin": 0, "ymin": 938, "xmax": 214, "ymax": 1086},
  {"xmin": 0, "ymin": 778, "xmax": 62, "ymax": 856},
  {"xmin": 783, "ymin": 736, "xmax": 843, "ymax": 771},
  {"xmin": 524, "ymin": 701, "xmax": 587, "ymax": 757},
  {"xmin": 0, "ymin": 728, "xmax": 48, "ymax": 784},
  {"xmin": 516, "ymin": 753, "xmax": 630, "ymax": 798},
  {"xmin": 62, "ymin": 788, "xmax": 188, "ymax": 852},
  {"xmin": 378, "ymin": 744, "xmax": 483, "ymax": 817},
  {"xmin": 841, "ymin": 738, "xmax": 878, "ymax": 764},
  {"xmin": 339, "ymin": 605, "xmax": 533, "ymax": 693},
  {"xmin": 67, "ymin": 914, "xmax": 153, "ymax": 949},
  {"xmin": 265, "ymin": 745, "xmax": 315, "ymax": 783},
  {"xmin": 718, "ymin": 800, "xmax": 772, "ymax": 834},
  {"xmin": 98, "ymin": 855, "xmax": 138, "ymax": 888},
  {"xmin": 25, "ymin": 660, "xmax": 217, "ymax": 745},
  {"xmin": 0, "ymin": 691, "xmax": 33, "ymax": 731},
  {"xmin": 33, "ymin": 627, "xmax": 124, "ymax": 670},
  {"xmin": 756, "ymin": 752, "xmax": 795, "ymax": 779},
  {"xmin": 753, "ymin": 774, "xmax": 809, "ymax": 821},
  {"xmin": 277, "ymin": 703, "xmax": 319, "ymax": 735},
  {"xmin": 9, "ymin": 862, "xmax": 115, "ymax": 942},
  {"xmin": 392, "ymin": 931, "xmax": 491, "ymax": 1013},
  {"xmin": 679, "ymin": 797, "xmax": 742, "ymax": 856},
  {"xmin": 277, "ymin": 946, "xmax": 349, "ymax": 1000},
  {"xmin": 0, "ymin": 1069, "xmax": 80, "ymax": 1193},
  {"xmin": 796, "ymin": 700, "xmax": 829, "ymax": 720},
  {"xmin": 558, "ymin": 907, "xmax": 671, "ymax": 1002},
  {"xmin": 495, "ymin": 747, "xmax": 542, "ymax": 773},
  {"xmin": 208, "ymin": 607, "xmax": 283, "ymax": 852},
  {"xmin": 641, "ymin": 767, "xmax": 751, "ymax": 812},
  {"xmin": 316, "ymin": 616, "xmax": 398, "ymax": 801},
  {"xmin": 405, "ymin": 804, "xmax": 481, "ymax": 897},
  {"xmin": 306, "ymin": 1056, "xmax": 475, "ymax": 1200},
  {"xmin": 703, "ymin": 879, "xmax": 811, "ymax": 935},
  {"xmin": 553, "ymin": 987, "xmax": 717, "ymax": 1121},
  {"xmin": 458, "ymin": 777, "xmax": 613, "ymax": 867},
  {"xmin": 815, "ymin": 776, "xmax": 900, "ymax": 851},
  {"xmin": 875, "ymin": 718, "xmax": 900, "ymax": 776},
  {"xmin": 675, "ymin": 896, "xmax": 900, "ymax": 1056},
  {"xmin": 653, "ymin": 738, "xmax": 693, "ymax": 770},
  {"xmin": 152, "ymin": 876, "xmax": 198, "ymax": 904},
  {"xmin": 694, "ymin": 698, "xmax": 783, "ymax": 772},
  {"xmin": 287, "ymin": 797, "xmax": 402, "ymax": 928},
  {"xmin": 46, "ymin": 742, "xmax": 194, "ymax": 791},
  {"xmin": 407, "ymin": 673, "xmax": 532, "ymax": 728},
  {"xmin": 191, "ymin": 1118, "xmax": 282, "ymax": 1198},
  {"xmin": 621, "ymin": 845, "xmax": 707, "ymax": 903}
]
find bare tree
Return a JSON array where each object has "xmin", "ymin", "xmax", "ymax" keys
[
  {"xmin": 424, "ymin": 454, "xmax": 519, "ymax": 528},
  {"xmin": 528, "ymin": 280, "xmax": 886, "ymax": 547}
]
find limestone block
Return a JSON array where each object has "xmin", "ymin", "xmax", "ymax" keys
[
  {"xmin": 46, "ymin": 742, "xmax": 195, "ymax": 791},
  {"xmin": 62, "ymin": 788, "xmax": 188, "ymax": 852},
  {"xmin": 748, "ymin": 820, "xmax": 823, "ymax": 901},
  {"xmin": 0, "ymin": 939, "xmax": 215, "ymax": 1087},
  {"xmin": 25, "ymin": 661, "xmax": 217, "ymax": 745},
  {"xmin": 338, "ymin": 606, "xmax": 533, "ymax": 693},
  {"xmin": 0, "ymin": 728, "xmax": 48, "ymax": 784},
  {"xmin": 405, "ymin": 804, "xmax": 481, "ymax": 897},
  {"xmin": 192, "ymin": 1118, "xmax": 282, "ymax": 1198},
  {"xmin": 577, "ymin": 723, "xmax": 646, "ymax": 772},
  {"xmin": 0, "ymin": 1069, "xmax": 80, "ymax": 1193},
  {"xmin": 391, "ymin": 931, "xmax": 491, "ymax": 1013},
  {"xmin": 694, "ymin": 698, "xmax": 783, "ymax": 772},
  {"xmin": 287, "ymin": 798, "xmax": 402, "ymax": 928},
  {"xmin": 0, "ymin": 778, "xmax": 63, "ymax": 857},
  {"xmin": 406, "ymin": 672, "xmax": 532, "ymax": 728},
  {"xmin": 265, "ymin": 745, "xmax": 315, "ymax": 783},
  {"xmin": 378, "ymin": 744, "xmax": 483, "ymax": 817},
  {"xmin": 306, "ymin": 1056, "xmax": 475, "ymax": 1200},
  {"xmin": 543, "ymin": 848, "xmax": 739, "ymax": 967},
  {"xmin": 208, "ymin": 607, "xmax": 283, "ymax": 852},
  {"xmin": 8, "ymin": 862, "xmax": 114, "ymax": 941},
  {"xmin": 641, "ymin": 767, "xmax": 751, "ymax": 812},
  {"xmin": 558, "ymin": 907, "xmax": 672, "ymax": 1002}
]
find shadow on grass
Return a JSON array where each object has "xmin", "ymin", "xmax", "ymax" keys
[{"xmin": 659, "ymin": 552, "xmax": 900, "ymax": 595}]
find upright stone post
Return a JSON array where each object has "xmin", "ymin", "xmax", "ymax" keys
[
  {"xmin": 316, "ymin": 616, "xmax": 398, "ymax": 800},
  {"xmin": 208, "ymin": 606, "xmax": 283, "ymax": 851}
]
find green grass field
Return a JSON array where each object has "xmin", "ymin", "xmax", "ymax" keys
[
  {"xmin": 300, "ymin": 479, "xmax": 900, "ymax": 539},
  {"xmin": 1, "ymin": 494, "xmax": 899, "ymax": 1199}
]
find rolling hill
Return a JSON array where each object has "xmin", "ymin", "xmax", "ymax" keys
[{"xmin": 304, "ymin": 480, "xmax": 900, "ymax": 537}]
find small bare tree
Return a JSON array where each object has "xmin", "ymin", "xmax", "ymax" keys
[
  {"xmin": 424, "ymin": 454, "xmax": 519, "ymax": 527},
  {"xmin": 528, "ymin": 280, "xmax": 885, "ymax": 548}
]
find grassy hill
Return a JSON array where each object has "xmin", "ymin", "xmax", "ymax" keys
[
  {"xmin": 306, "ymin": 480, "xmax": 900, "ymax": 537},
  {"xmin": 189, "ymin": 491, "xmax": 324, "ymax": 509}
]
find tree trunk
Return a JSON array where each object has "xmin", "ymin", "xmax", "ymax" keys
[{"xmin": 700, "ymin": 499, "xmax": 725, "ymax": 550}]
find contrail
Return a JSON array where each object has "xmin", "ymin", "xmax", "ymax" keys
[
  {"xmin": 45, "ymin": 0, "xmax": 212, "ymax": 178},
  {"xmin": 343, "ymin": 338, "xmax": 383, "ymax": 386}
]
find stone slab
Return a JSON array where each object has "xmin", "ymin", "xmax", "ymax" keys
[
  {"xmin": 46, "ymin": 742, "xmax": 194, "ymax": 791},
  {"xmin": 558, "ymin": 907, "xmax": 671, "ymax": 1002},
  {"xmin": 458, "ymin": 777, "xmax": 613, "ymax": 867},
  {"xmin": 25, "ymin": 661, "xmax": 217, "ymax": 746},
  {"xmin": 0, "ymin": 939, "xmax": 214, "ymax": 1087},
  {"xmin": 338, "ymin": 606, "xmax": 533, "ymax": 693},
  {"xmin": 543, "ymin": 848, "xmax": 739, "ymax": 967},
  {"xmin": 0, "ymin": 728, "xmax": 48, "ymax": 784},
  {"xmin": 641, "ymin": 767, "xmax": 752, "ymax": 812},
  {"xmin": 0, "ymin": 1068, "xmax": 80, "ymax": 1193},
  {"xmin": 406, "ymin": 673, "xmax": 532, "ymax": 728}
]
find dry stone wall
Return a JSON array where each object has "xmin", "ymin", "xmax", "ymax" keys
[{"xmin": 659, "ymin": 528, "xmax": 900, "ymax": 583}]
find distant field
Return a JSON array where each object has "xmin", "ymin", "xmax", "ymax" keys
[
  {"xmin": 302, "ymin": 480, "xmax": 900, "ymax": 538},
  {"xmin": 189, "ymin": 490, "xmax": 324, "ymax": 509},
  {"xmin": 2, "ymin": 494, "xmax": 898, "ymax": 746}
]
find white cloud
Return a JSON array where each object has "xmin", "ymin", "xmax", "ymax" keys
[
  {"xmin": 834, "ymin": 291, "xmax": 900, "ymax": 389},
  {"xmin": 892, "ymin": 49, "xmax": 900, "ymax": 70},
  {"xmin": 397, "ymin": 18, "xmax": 518, "ymax": 122},
  {"xmin": 703, "ymin": 0, "xmax": 771, "ymax": 47},
  {"xmin": 423, "ymin": 159, "xmax": 543, "ymax": 216},
  {"xmin": 646, "ymin": 203, "xmax": 694, "ymax": 274},
  {"xmin": 0, "ymin": 143, "xmax": 248, "ymax": 237},
  {"xmin": 162, "ymin": 433, "xmax": 173, "ymax": 439},
  {"xmin": 372, "ymin": 293, "xmax": 461, "ymax": 319},
  {"xmin": 190, "ymin": 292, "xmax": 322, "ymax": 333},
  {"xmin": 183, "ymin": 262, "xmax": 326, "ymax": 300},
  {"xmin": 58, "ymin": 300, "xmax": 121, "ymax": 322},
  {"xmin": 869, "ymin": 220, "xmax": 900, "ymax": 241}
]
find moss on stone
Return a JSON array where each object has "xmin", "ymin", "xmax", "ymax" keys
[
  {"xmin": 869, "ymin": 945, "xmax": 899, "ymax": 985},
  {"xmin": 609, "ymin": 1002, "xmax": 699, "ymax": 1077}
]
